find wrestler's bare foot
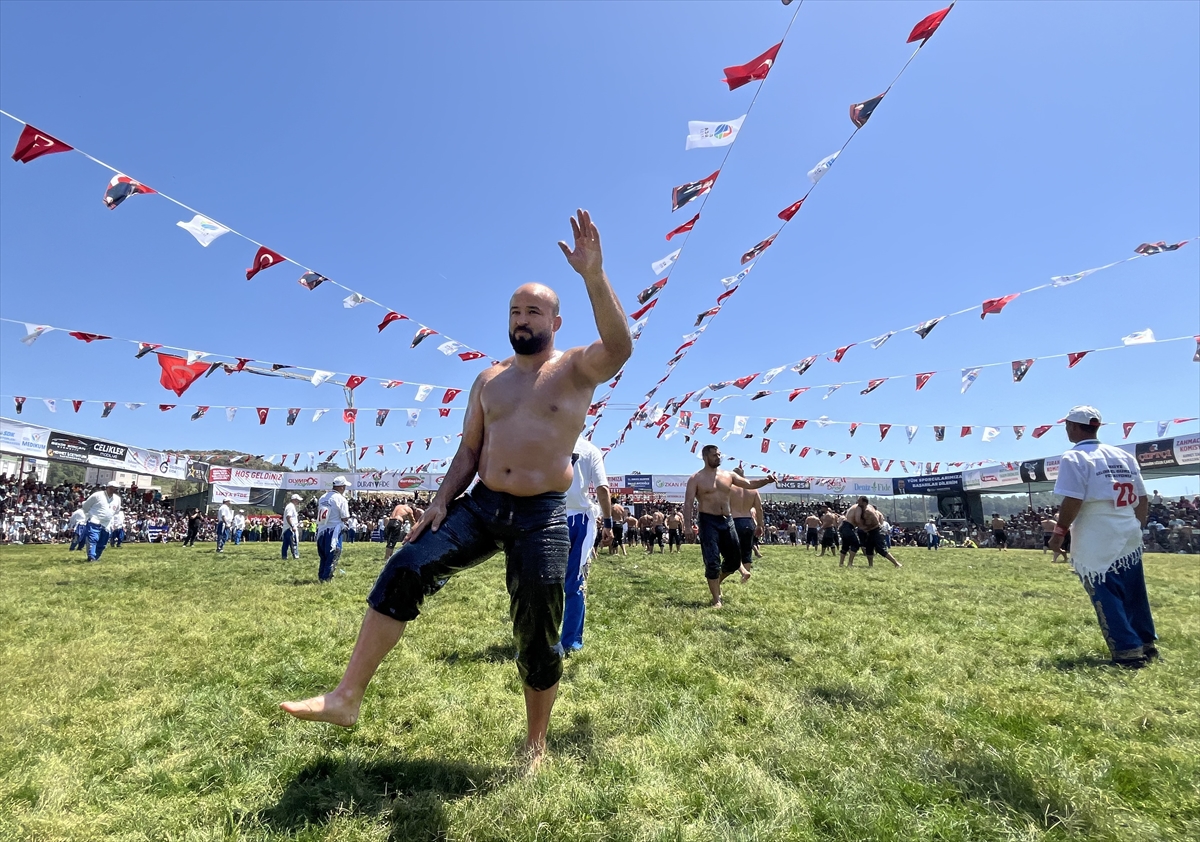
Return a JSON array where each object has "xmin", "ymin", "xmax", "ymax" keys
[
  {"xmin": 711, "ymin": 597, "xmax": 723, "ymax": 608},
  {"xmin": 279, "ymin": 689, "xmax": 360, "ymax": 727},
  {"xmin": 739, "ymin": 564, "xmax": 752, "ymax": 584},
  {"xmin": 521, "ymin": 741, "xmax": 549, "ymax": 776}
]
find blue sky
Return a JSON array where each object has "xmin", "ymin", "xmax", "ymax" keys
[{"xmin": 1, "ymin": 1, "xmax": 1197, "ymax": 493}]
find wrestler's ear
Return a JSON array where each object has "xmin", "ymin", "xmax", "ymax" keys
[{"xmin": 553, "ymin": 314, "xmax": 562, "ymax": 332}]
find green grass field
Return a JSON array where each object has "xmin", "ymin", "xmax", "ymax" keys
[{"xmin": 2, "ymin": 540, "xmax": 1197, "ymax": 842}]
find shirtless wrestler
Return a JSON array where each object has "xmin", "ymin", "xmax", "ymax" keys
[
  {"xmin": 730, "ymin": 466, "xmax": 764, "ymax": 572},
  {"xmin": 383, "ymin": 498, "xmax": 415, "ymax": 561},
  {"xmin": 280, "ymin": 210, "xmax": 632, "ymax": 770},
  {"xmin": 666, "ymin": 509, "xmax": 685, "ymax": 553},
  {"xmin": 683, "ymin": 447, "xmax": 776, "ymax": 607},
  {"xmin": 846, "ymin": 497, "xmax": 902, "ymax": 568},
  {"xmin": 610, "ymin": 501, "xmax": 627, "ymax": 556},
  {"xmin": 819, "ymin": 506, "xmax": 839, "ymax": 557},
  {"xmin": 803, "ymin": 513, "xmax": 821, "ymax": 550}
]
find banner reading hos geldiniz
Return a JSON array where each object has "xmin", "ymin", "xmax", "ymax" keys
[{"xmin": 207, "ymin": 467, "xmax": 286, "ymax": 488}]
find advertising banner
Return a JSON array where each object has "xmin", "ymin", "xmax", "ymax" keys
[
  {"xmin": 1134, "ymin": 438, "xmax": 1177, "ymax": 470},
  {"xmin": 650, "ymin": 474, "xmax": 690, "ymax": 501},
  {"xmin": 211, "ymin": 483, "xmax": 251, "ymax": 504},
  {"xmin": 892, "ymin": 473, "xmax": 964, "ymax": 495},
  {"xmin": 186, "ymin": 460, "xmax": 210, "ymax": 483},
  {"xmin": 46, "ymin": 431, "xmax": 129, "ymax": 468},
  {"xmin": 769, "ymin": 477, "xmax": 893, "ymax": 496},
  {"xmin": 0, "ymin": 418, "xmax": 50, "ymax": 458},
  {"xmin": 621, "ymin": 475, "xmax": 654, "ymax": 491},
  {"xmin": 207, "ymin": 468, "xmax": 286, "ymax": 488},
  {"xmin": 1175, "ymin": 433, "xmax": 1200, "ymax": 466}
]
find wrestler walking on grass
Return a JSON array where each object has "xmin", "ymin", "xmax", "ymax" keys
[
  {"xmin": 281, "ymin": 210, "xmax": 631, "ymax": 770},
  {"xmin": 683, "ymin": 447, "xmax": 776, "ymax": 607}
]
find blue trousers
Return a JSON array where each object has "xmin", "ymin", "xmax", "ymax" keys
[
  {"xmin": 317, "ymin": 526, "xmax": 343, "ymax": 582},
  {"xmin": 85, "ymin": 523, "xmax": 110, "ymax": 561},
  {"xmin": 70, "ymin": 524, "xmax": 86, "ymax": 551},
  {"xmin": 112, "ymin": 528, "xmax": 125, "ymax": 548},
  {"xmin": 217, "ymin": 523, "xmax": 230, "ymax": 551},
  {"xmin": 561, "ymin": 512, "xmax": 592, "ymax": 651},
  {"xmin": 1081, "ymin": 557, "xmax": 1157, "ymax": 659},
  {"xmin": 234, "ymin": 529, "xmax": 243, "ymax": 545},
  {"xmin": 281, "ymin": 528, "xmax": 299, "ymax": 559}
]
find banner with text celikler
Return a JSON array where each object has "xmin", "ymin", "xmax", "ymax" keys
[{"xmin": 0, "ymin": 416, "xmax": 187, "ymax": 478}]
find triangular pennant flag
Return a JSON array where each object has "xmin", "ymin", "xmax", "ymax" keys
[
  {"xmin": 286, "ymin": 407, "xmax": 300, "ymax": 426},
  {"xmin": 807, "ymin": 151, "xmax": 839, "ymax": 184},
  {"xmin": 629, "ymin": 298, "xmax": 659, "ymax": 321},
  {"xmin": 849, "ymin": 423, "xmax": 860, "ymax": 437},
  {"xmin": 312, "ymin": 409, "xmax": 328, "ymax": 422},
  {"xmin": 125, "ymin": 402, "xmax": 143, "ymax": 411},
  {"xmin": 823, "ymin": 385, "xmax": 841, "ymax": 400},
  {"xmin": 686, "ymin": 116, "xmax": 745, "ymax": 150},
  {"xmin": 11, "ymin": 124, "xmax": 73, "ymax": 163},
  {"xmin": 226, "ymin": 406, "xmax": 237, "ymax": 422},
  {"xmin": 695, "ymin": 307, "xmax": 720, "ymax": 326},
  {"xmin": 1011, "ymin": 359, "xmax": 1034, "ymax": 382},
  {"xmin": 915, "ymin": 372, "xmax": 935, "ymax": 391},
  {"xmin": 872, "ymin": 458, "xmax": 881, "ymax": 472},
  {"xmin": 298, "ymin": 271, "xmax": 328, "ymax": 290},
  {"xmin": 860, "ymin": 456, "xmax": 871, "ymax": 468},
  {"xmin": 761, "ymin": 366, "xmax": 786, "ymax": 384},
  {"xmin": 437, "ymin": 340, "xmax": 464, "ymax": 356},
  {"xmin": 135, "ymin": 342, "xmax": 161, "ymax": 359},
  {"xmin": 101, "ymin": 401, "xmax": 115, "ymax": 418},
  {"xmin": 707, "ymin": 413, "xmax": 721, "ymax": 433},
  {"xmin": 914, "ymin": 317, "xmax": 943, "ymax": 339},
  {"xmin": 20, "ymin": 323, "xmax": 52, "ymax": 345},
  {"xmin": 778, "ymin": 199, "xmax": 804, "ymax": 221},
  {"xmin": 652, "ymin": 248, "xmax": 682, "ymax": 275},
  {"xmin": 1031, "ymin": 425, "xmax": 1053, "ymax": 439},
  {"xmin": 245, "ymin": 246, "xmax": 286, "ymax": 280},
  {"xmin": 666, "ymin": 212, "xmax": 700, "ymax": 241},
  {"xmin": 880, "ymin": 424, "xmax": 891, "ymax": 441},
  {"xmin": 257, "ymin": 407, "xmax": 270, "ymax": 425},
  {"xmin": 906, "ymin": 425, "xmax": 918, "ymax": 443},
  {"xmin": 732, "ymin": 416, "xmax": 747, "ymax": 434},
  {"xmin": 961, "ymin": 368, "xmax": 981, "ymax": 394},
  {"xmin": 415, "ymin": 384, "xmax": 433, "ymax": 402},
  {"xmin": 343, "ymin": 292, "xmax": 366, "ymax": 308},
  {"xmin": 828, "ymin": 344, "xmax": 854, "ymax": 363},
  {"xmin": 760, "ymin": 439, "xmax": 770, "ymax": 454},
  {"xmin": 792, "ymin": 356, "xmax": 817, "ymax": 377},
  {"xmin": 158, "ymin": 404, "xmax": 175, "ymax": 412},
  {"xmin": 68, "ymin": 331, "xmax": 111, "ymax": 343},
  {"xmin": 377, "ymin": 311, "xmax": 407, "ymax": 332},
  {"xmin": 439, "ymin": 408, "xmax": 452, "ymax": 418},
  {"xmin": 720, "ymin": 265, "xmax": 753, "ymax": 288},
  {"xmin": 907, "ymin": 5, "xmax": 952, "ymax": 43},
  {"xmin": 104, "ymin": 174, "xmax": 155, "ymax": 210},
  {"xmin": 849, "ymin": 92, "xmax": 886, "ymax": 128},
  {"xmin": 722, "ymin": 42, "xmax": 781, "ymax": 90},
  {"xmin": 1067, "ymin": 351, "xmax": 1090, "ymax": 368},
  {"xmin": 637, "ymin": 278, "xmax": 668, "ymax": 305},
  {"xmin": 411, "ymin": 327, "xmax": 438, "ymax": 348},
  {"xmin": 1193, "ymin": 336, "xmax": 1199, "ymax": 361},
  {"xmin": 751, "ymin": 390, "xmax": 772, "ymax": 401},
  {"xmin": 1013, "ymin": 426, "xmax": 1025, "ymax": 440},
  {"xmin": 1134, "ymin": 241, "xmax": 1188, "ymax": 256},
  {"xmin": 311, "ymin": 370, "xmax": 334, "ymax": 387},
  {"xmin": 1122, "ymin": 422, "xmax": 1136, "ymax": 439},
  {"xmin": 788, "ymin": 388, "xmax": 809, "ymax": 402},
  {"xmin": 870, "ymin": 332, "xmax": 896, "ymax": 350},
  {"xmin": 860, "ymin": 378, "xmax": 887, "ymax": 395},
  {"xmin": 981, "ymin": 294, "xmax": 1019, "ymax": 319},
  {"xmin": 343, "ymin": 408, "xmax": 358, "ymax": 424},
  {"xmin": 177, "ymin": 215, "xmax": 229, "ymax": 247},
  {"xmin": 982, "ymin": 427, "xmax": 1000, "ymax": 442},
  {"xmin": 671, "ymin": 170, "xmax": 719, "ymax": 211},
  {"xmin": 1122, "ymin": 329, "xmax": 1155, "ymax": 345},
  {"xmin": 184, "ymin": 350, "xmax": 207, "ymax": 366},
  {"xmin": 934, "ymin": 425, "xmax": 945, "ymax": 441},
  {"xmin": 70, "ymin": 399, "xmax": 83, "ymax": 413},
  {"xmin": 763, "ymin": 418, "xmax": 777, "ymax": 434},
  {"xmin": 345, "ymin": 375, "xmax": 367, "ymax": 391},
  {"xmin": 740, "ymin": 234, "xmax": 776, "ymax": 265},
  {"xmin": 960, "ymin": 426, "xmax": 973, "ymax": 438},
  {"xmin": 407, "ymin": 409, "xmax": 420, "ymax": 427},
  {"xmin": 443, "ymin": 388, "xmax": 462, "ymax": 404},
  {"xmin": 190, "ymin": 406, "xmax": 208, "ymax": 421},
  {"xmin": 1157, "ymin": 420, "xmax": 1170, "ymax": 437},
  {"xmin": 700, "ymin": 398, "xmax": 713, "ymax": 409},
  {"xmin": 733, "ymin": 373, "xmax": 759, "ymax": 389},
  {"xmin": 158, "ymin": 353, "xmax": 210, "ymax": 397},
  {"xmin": 43, "ymin": 398, "xmax": 57, "ymax": 413},
  {"xmin": 716, "ymin": 286, "xmax": 739, "ymax": 305}
]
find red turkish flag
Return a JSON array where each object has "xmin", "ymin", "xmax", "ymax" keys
[
  {"xmin": 733, "ymin": 373, "xmax": 760, "ymax": 389},
  {"xmin": 791, "ymin": 420, "xmax": 807, "ymax": 430},
  {"xmin": 871, "ymin": 457, "xmax": 881, "ymax": 472},
  {"xmin": 629, "ymin": 299, "xmax": 659, "ymax": 321},
  {"xmin": 708, "ymin": 413, "xmax": 721, "ymax": 433},
  {"xmin": 159, "ymin": 404, "xmax": 175, "ymax": 412},
  {"xmin": 458, "ymin": 350, "xmax": 486, "ymax": 362},
  {"xmin": 1067, "ymin": 351, "xmax": 1090, "ymax": 368},
  {"xmin": 722, "ymin": 42, "xmax": 782, "ymax": 90},
  {"xmin": 788, "ymin": 388, "xmax": 809, "ymax": 402},
  {"xmin": 1032, "ymin": 425, "xmax": 1053, "ymax": 439},
  {"xmin": 799, "ymin": 446, "xmax": 810, "ymax": 457},
  {"xmin": 71, "ymin": 400, "xmax": 83, "ymax": 413},
  {"xmin": 849, "ymin": 423, "xmax": 860, "ymax": 437},
  {"xmin": 981, "ymin": 293, "xmax": 1019, "ymax": 319},
  {"xmin": 666, "ymin": 213, "xmax": 700, "ymax": 241},
  {"xmin": 828, "ymin": 344, "xmax": 854, "ymax": 363},
  {"xmin": 411, "ymin": 327, "xmax": 438, "ymax": 348},
  {"xmin": 907, "ymin": 6, "xmax": 952, "ymax": 43},
  {"xmin": 345, "ymin": 375, "xmax": 366, "ymax": 391},
  {"xmin": 378, "ymin": 311, "xmax": 407, "ymax": 332},
  {"xmin": 68, "ymin": 332, "xmax": 110, "ymax": 343},
  {"xmin": 158, "ymin": 353, "xmax": 210, "ymax": 397},
  {"xmin": 960, "ymin": 426, "xmax": 972, "ymax": 438},
  {"xmin": 257, "ymin": 407, "xmax": 270, "ymax": 425},
  {"xmin": 740, "ymin": 235, "xmax": 776, "ymax": 265},
  {"xmin": 442, "ymin": 388, "xmax": 462, "ymax": 404},
  {"xmin": 343, "ymin": 408, "xmax": 358, "ymax": 423},
  {"xmin": 880, "ymin": 424, "xmax": 891, "ymax": 440},
  {"xmin": 915, "ymin": 372, "xmax": 934, "ymax": 391},
  {"xmin": 860, "ymin": 378, "xmax": 887, "ymax": 395},
  {"xmin": 245, "ymin": 247, "xmax": 286, "ymax": 280},
  {"xmin": 11, "ymin": 124, "xmax": 74, "ymax": 163},
  {"xmin": 761, "ymin": 439, "xmax": 770, "ymax": 454},
  {"xmin": 1122, "ymin": 422, "xmax": 1136, "ymax": 439},
  {"xmin": 439, "ymin": 408, "xmax": 452, "ymax": 418},
  {"xmin": 699, "ymin": 398, "xmax": 712, "ymax": 409},
  {"xmin": 675, "ymin": 339, "xmax": 696, "ymax": 354},
  {"xmin": 778, "ymin": 199, "xmax": 804, "ymax": 222},
  {"xmin": 716, "ymin": 286, "xmax": 739, "ymax": 305}
]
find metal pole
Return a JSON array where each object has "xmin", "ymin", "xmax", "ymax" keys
[{"xmin": 344, "ymin": 385, "xmax": 357, "ymax": 499}]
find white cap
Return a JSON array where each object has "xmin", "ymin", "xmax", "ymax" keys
[
  {"xmin": 290, "ymin": 494, "xmax": 303, "ymax": 501},
  {"xmin": 332, "ymin": 476, "xmax": 349, "ymax": 487},
  {"xmin": 105, "ymin": 480, "xmax": 117, "ymax": 488},
  {"xmin": 1065, "ymin": 405, "xmax": 1102, "ymax": 425}
]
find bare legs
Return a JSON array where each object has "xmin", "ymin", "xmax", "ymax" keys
[{"xmin": 523, "ymin": 683, "xmax": 559, "ymax": 771}]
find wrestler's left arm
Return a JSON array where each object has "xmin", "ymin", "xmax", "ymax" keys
[{"xmin": 558, "ymin": 209, "xmax": 633, "ymax": 383}]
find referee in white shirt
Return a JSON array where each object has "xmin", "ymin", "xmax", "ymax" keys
[
  {"xmin": 562, "ymin": 433, "xmax": 612, "ymax": 653},
  {"xmin": 81, "ymin": 480, "xmax": 121, "ymax": 562}
]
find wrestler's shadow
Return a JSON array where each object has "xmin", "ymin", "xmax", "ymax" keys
[
  {"xmin": 1045, "ymin": 653, "xmax": 1115, "ymax": 671},
  {"xmin": 658, "ymin": 595, "xmax": 711, "ymax": 610},
  {"xmin": 255, "ymin": 756, "xmax": 496, "ymax": 840},
  {"xmin": 440, "ymin": 641, "xmax": 515, "ymax": 666}
]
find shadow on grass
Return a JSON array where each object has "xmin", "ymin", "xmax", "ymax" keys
[
  {"xmin": 940, "ymin": 755, "xmax": 1090, "ymax": 835},
  {"xmin": 440, "ymin": 642, "xmax": 514, "ymax": 666},
  {"xmin": 256, "ymin": 756, "xmax": 496, "ymax": 840},
  {"xmin": 548, "ymin": 711, "xmax": 596, "ymax": 760},
  {"xmin": 659, "ymin": 596, "xmax": 711, "ymax": 610},
  {"xmin": 807, "ymin": 684, "xmax": 888, "ymax": 711},
  {"xmin": 1045, "ymin": 654, "xmax": 1114, "ymax": 671}
]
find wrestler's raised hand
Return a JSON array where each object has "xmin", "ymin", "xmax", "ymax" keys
[
  {"xmin": 557, "ymin": 209, "xmax": 603, "ymax": 278},
  {"xmin": 406, "ymin": 499, "xmax": 447, "ymax": 543}
]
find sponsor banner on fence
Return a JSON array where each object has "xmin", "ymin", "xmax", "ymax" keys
[
  {"xmin": 284, "ymin": 473, "xmax": 325, "ymax": 490},
  {"xmin": 0, "ymin": 418, "xmax": 50, "ymax": 458},
  {"xmin": 1175, "ymin": 433, "xmax": 1200, "ymax": 466},
  {"xmin": 621, "ymin": 474, "xmax": 654, "ymax": 492},
  {"xmin": 186, "ymin": 460, "xmax": 210, "ymax": 483},
  {"xmin": 211, "ymin": 483, "xmax": 252, "ymax": 504},
  {"xmin": 769, "ymin": 477, "xmax": 894, "ymax": 496},
  {"xmin": 775, "ymin": 479, "xmax": 812, "ymax": 491},
  {"xmin": 1134, "ymin": 438, "xmax": 1177, "ymax": 470},
  {"xmin": 46, "ymin": 431, "xmax": 128, "ymax": 468},
  {"xmin": 207, "ymin": 467, "xmax": 286, "ymax": 487},
  {"xmin": 892, "ymin": 473, "xmax": 964, "ymax": 495},
  {"xmin": 650, "ymin": 474, "xmax": 690, "ymax": 501}
]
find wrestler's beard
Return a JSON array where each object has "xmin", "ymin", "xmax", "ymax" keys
[{"xmin": 509, "ymin": 328, "xmax": 552, "ymax": 355}]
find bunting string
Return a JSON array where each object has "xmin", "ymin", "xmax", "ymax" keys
[{"xmin": 0, "ymin": 109, "xmax": 496, "ymax": 363}]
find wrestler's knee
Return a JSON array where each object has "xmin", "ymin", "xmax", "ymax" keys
[{"xmin": 367, "ymin": 546, "xmax": 439, "ymax": 622}]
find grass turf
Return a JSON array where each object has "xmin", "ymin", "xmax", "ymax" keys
[{"xmin": 1, "ymin": 540, "xmax": 1197, "ymax": 842}]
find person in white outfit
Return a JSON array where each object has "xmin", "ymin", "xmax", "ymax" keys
[
  {"xmin": 316, "ymin": 477, "xmax": 351, "ymax": 582},
  {"xmin": 68, "ymin": 506, "xmax": 87, "ymax": 551},
  {"xmin": 217, "ymin": 500, "xmax": 234, "ymax": 552},
  {"xmin": 81, "ymin": 480, "xmax": 121, "ymax": 562},
  {"xmin": 561, "ymin": 434, "xmax": 611, "ymax": 653},
  {"xmin": 282, "ymin": 494, "xmax": 302, "ymax": 560}
]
